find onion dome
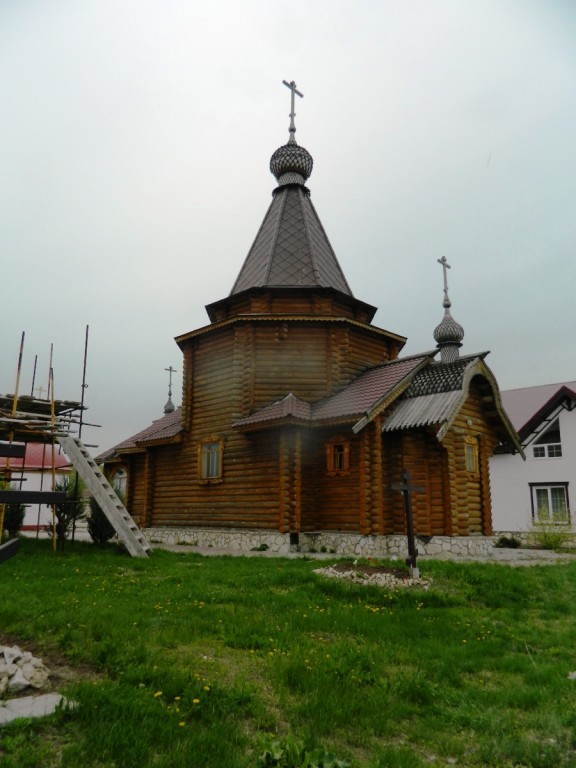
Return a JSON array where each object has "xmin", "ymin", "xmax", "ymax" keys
[
  {"xmin": 434, "ymin": 257, "xmax": 464, "ymax": 363},
  {"xmin": 270, "ymin": 142, "xmax": 313, "ymax": 186}
]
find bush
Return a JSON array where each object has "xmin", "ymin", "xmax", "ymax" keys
[
  {"xmin": 0, "ymin": 480, "xmax": 26, "ymax": 539},
  {"xmin": 87, "ymin": 496, "xmax": 116, "ymax": 545},
  {"xmin": 531, "ymin": 522, "xmax": 573, "ymax": 552},
  {"xmin": 494, "ymin": 535, "xmax": 521, "ymax": 549}
]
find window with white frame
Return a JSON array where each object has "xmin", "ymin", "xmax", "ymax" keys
[
  {"xmin": 531, "ymin": 484, "xmax": 570, "ymax": 524},
  {"xmin": 532, "ymin": 420, "xmax": 562, "ymax": 459}
]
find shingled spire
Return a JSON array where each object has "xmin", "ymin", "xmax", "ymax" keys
[{"xmin": 229, "ymin": 81, "xmax": 353, "ymax": 298}]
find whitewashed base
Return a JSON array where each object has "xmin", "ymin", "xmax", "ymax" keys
[{"xmin": 143, "ymin": 527, "xmax": 499, "ymax": 558}]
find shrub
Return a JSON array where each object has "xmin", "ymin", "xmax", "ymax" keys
[
  {"xmin": 0, "ymin": 479, "xmax": 26, "ymax": 539},
  {"xmin": 531, "ymin": 522, "xmax": 573, "ymax": 551},
  {"xmin": 87, "ymin": 495, "xmax": 116, "ymax": 545},
  {"xmin": 494, "ymin": 535, "xmax": 521, "ymax": 549}
]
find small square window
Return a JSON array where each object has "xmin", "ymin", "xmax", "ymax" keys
[{"xmin": 533, "ymin": 446, "xmax": 545, "ymax": 458}]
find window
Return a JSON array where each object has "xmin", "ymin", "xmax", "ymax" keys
[
  {"xmin": 531, "ymin": 484, "xmax": 570, "ymax": 524},
  {"xmin": 111, "ymin": 467, "xmax": 127, "ymax": 498},
  {"xmin": 325, "ymin": 435, "xmax": 350, "ymax": 476},
  {"xmin": 532, "ymin": 420, "xmax": 562, "ymax": 459},
  {"xmin": 464, "ymin": 436, "xmax": 479, "ymax": 475},
  {"xmin": 198, "ymin": 436, "xmax": 223, "ymax": 483}
]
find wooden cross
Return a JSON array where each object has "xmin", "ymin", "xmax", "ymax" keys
[
  {"xmin": 282, "ymin": 80, "xmax": 303, "ymax": 142},
  {"xmin": 437, "ymin": 256, "xmax": 451, "ymax": 304},
  {"xmin": 35, "ymin": 385, "xmax": 46, "ymax": 399},
  {"xmin": 391, "ymin": 469, "xmax": 425, "ymax": 577}
]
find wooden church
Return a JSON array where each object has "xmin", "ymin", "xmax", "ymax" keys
[{"xmin": 100, "ymin": 84, "xmax": 521, "ymax": 541}]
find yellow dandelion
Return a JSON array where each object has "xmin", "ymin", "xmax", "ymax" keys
[
  {"xmin": 154, "ymin": 691, "xmax": 163, "ymax": 698},
  {"xmin": 179, "ymin": 721, "xmax": 186, "ymax": 727},
  {"xmin": 203, "ymin": 685, "xmax": 210, "ymax": 692},
  {"xmin": 193, "ymin": 698, "xmax": 200, "ymax": 704}
]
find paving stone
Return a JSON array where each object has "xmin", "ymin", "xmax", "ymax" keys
[{"xmin": 0, "ymin": 694, "xmax": 64, "ymax": 726}]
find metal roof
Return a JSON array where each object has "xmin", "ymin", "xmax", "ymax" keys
[
  {"xmin": 98, "ymin": 407, "xmax": 183, "ymax": 462},
  {"xmin": 499, "ymin": 381, "xmax": 576, "ymax": 434},
  {"xmin": 233, "ymin": 354, "xmax": 431, "ymax": 431},
  {"xmin": 382, "ymin": 391, "xmax": 463, "ymax": 432},
  {"xmin": 0, "ymin": 442, "xmax": 70, "ymax": 471},
  {"xmin": 230, "ymin": 185, "xmax": 352, "ymax": 297}
]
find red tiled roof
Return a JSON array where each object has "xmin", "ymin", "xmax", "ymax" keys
[{"xmin": 0, "ymin": 443, "xmax": 70, "ymax": 471}]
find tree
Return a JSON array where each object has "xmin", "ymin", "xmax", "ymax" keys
[
  {"xmin": 86, "ymin": 495, "xmax": 116, "ymax": 545},
  {"xmin": 0, "ymin": 479, "xmax": 26, "ymax": 539}
]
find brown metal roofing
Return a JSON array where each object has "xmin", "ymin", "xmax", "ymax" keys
[
  {"xmin": 313, "ymin": 355, "xmax": 432, "ymax": 422},
  {"xmin": 97, "ymin": 407, "xmax": 183, "ymax": 462},
  {"xmin": 382, "ymin": 355, "xmax": 523, "ymax": 455},
  {"xmin": 230, "ymin": 185, "xmax": 352, "ymax": 296},
  {"xmin": 233, "ymin": 354, "xmax": 432, "ymax": 431},
  {"xmin": 233, "ymin": 394, "xmax": 311, "ymax": 429}
]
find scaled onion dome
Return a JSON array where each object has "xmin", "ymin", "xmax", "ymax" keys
[
  {"xmin": 434, "ymin": 296, "xmax": 465, "ymax": 364},
  {"xmin": 269, "ymin": 139, "xmax": 313, "ymax": 187}
]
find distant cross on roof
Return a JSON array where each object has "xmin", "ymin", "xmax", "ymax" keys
[
  {"xmin": 282, "ymin": 80, "xmax": 303, "ymax": 144},
  {"xmin": 437, "ymin": 256, "xmax": 452, "ymax": 308},
  {"xmin": 35, "ymin": 385, "xmax": 46, "ymax": 399},
  {"xmin": 164, "ymin": 366, "xmax": 177, "ymax": 414}
]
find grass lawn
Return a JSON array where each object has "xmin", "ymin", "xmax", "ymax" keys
[{"xmin": 1, "ymin": 538, "xmax": 576, "ymax": 767}]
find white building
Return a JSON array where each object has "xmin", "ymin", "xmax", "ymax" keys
[
  {"xmin": 0, "ymin": 443, "xmax": 70, "ymax": 533},
  {"xmin": 490, "ymin": 381, "xmax": 576, "ymax": 532}
]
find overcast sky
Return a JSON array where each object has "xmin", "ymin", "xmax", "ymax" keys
[{"xmin": 1, "ymin": 0, "xmax": 575, "ymax": 453}]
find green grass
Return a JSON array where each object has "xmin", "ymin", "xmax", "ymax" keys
[{"xmin": 1, "ymin": 539, "xmax": 576, "ymax": 767}]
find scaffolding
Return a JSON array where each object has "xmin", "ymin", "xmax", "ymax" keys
[{"xmin": 0, "ymin": 332, "xmax": 150, "ymax": 558}]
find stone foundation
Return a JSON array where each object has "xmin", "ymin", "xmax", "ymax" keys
[{"xmin": 143, "ymin": 527, "xmax": 497, "ymax": 558}]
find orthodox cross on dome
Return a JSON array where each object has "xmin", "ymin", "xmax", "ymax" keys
[
  {"xmin": 282, "ymin": 80, "xmax": 303, "ymax": 144},
  {"xmin": 434, "ymin": 256, "xmax": 464, "ymax": 363},
  {"xmin": 437, "ymin": 255, "xmax": 452, "ymax": 308},
  {"xmin": 164, "ymin": 365, "xmax": 177, "ymax": 414}
]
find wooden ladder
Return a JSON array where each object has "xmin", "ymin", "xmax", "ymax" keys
[{"xmin": 56, "ymin": 434, "xmax": 151, "ymax": 558}]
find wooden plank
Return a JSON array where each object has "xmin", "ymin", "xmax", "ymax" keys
[
  {"xmin": 0, "ymin": 444, "xmax": 26, "ymax": 458},
  {"xmin": 0, "ymin": 490, "xmax": 66, "ymax": 504}
]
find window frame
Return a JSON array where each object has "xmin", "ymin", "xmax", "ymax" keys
[
  {"xmin": 530, "ymin": 483, "xmax": 570, "ymax": 524},
  {"xmin": 464, "ymin": 435, "xmax": 479, "ymax": 476},
  {"xmin": 324, "ymin": 435, "xmax": 351, "ymax": 477},
  {"xmin": 110, "ymin": 466, "xmax": 127, "ymax": 499},
  {"xmin": 198, "ymin": 436, "xmax": 224, "ymax": 484},
  {"xmin": 532, "ymin": 419, "xmax": 562, "ymax": 459}
]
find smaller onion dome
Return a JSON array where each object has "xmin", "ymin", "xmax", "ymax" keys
[
  {"xmin": 270, "ymin": 142, "xmax": 313, "ymax": 186},
  {"xmin": 434, "ymin": 257, "xmax": 464, "ymax": 363}
]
